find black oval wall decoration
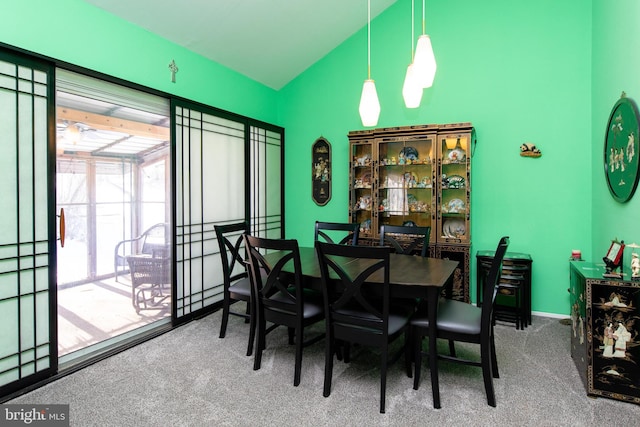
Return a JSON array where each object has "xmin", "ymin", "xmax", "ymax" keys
[{"xmin": 312, "ymin": 137, "xmax": 331, "ymax": 206}]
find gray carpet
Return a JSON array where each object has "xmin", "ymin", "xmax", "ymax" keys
[{"xmin": 7, "ymin": 309, "xmax": 639, "ymax": 426}]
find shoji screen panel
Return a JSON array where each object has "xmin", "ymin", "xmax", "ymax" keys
[
  {"xmin": 250, "ymin": 126, "xmax": 283, "ymax": 239},
  {"xmin": 174, "ymin": 103, "xmax": 244, "ymax": 319},
  {"xmin": 0, "ymin": 52, "xmax": 55, "ymax": 395}
]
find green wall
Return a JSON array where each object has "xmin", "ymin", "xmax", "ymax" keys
[
  {"xmin": 1, "ymin": 0, "xmax": 606, "ymax": 316},
  {"xmin": 279, "ymin": 0, "xmax": 593, "ymax": 315},
  {"xmin": 592, "ymin": 0, "xmax": 640, "ymax": 263},
  {"xmin": 2, "ymin": 0, "xmax": 280, "ymax": 125}
]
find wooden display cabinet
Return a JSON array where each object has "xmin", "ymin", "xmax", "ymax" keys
[{"xmin": 348, "ymin": 123, "xmax": 474, "ymax": 302}]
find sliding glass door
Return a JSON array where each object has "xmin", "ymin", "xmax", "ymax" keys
[
  {"xmin": 0, "ymin": 50, "xmax": 56, "ymax": 396},
  {"xmin": 173, "ymin": 102, "xmax": 284, "ymax": 322},
  {"xmin": 55, "ymin": 70, "xmax": 172, "ymax": 360}
]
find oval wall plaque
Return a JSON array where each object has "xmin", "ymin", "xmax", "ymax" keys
[
  {"xmin": 312, "ymin": 137, "xmax": 331, "ymax": 206},
  {"xmin": 604, "ymin": 93, "xmax": 640, "ymax": 203}
]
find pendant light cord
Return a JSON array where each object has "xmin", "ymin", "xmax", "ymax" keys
[
  {"xmin": 367, "ymin": 0, "xmax": 371, "ymax": 79},
  {"xmin": 411, "ymin": 0, "xmax": 415, "ymax": 61},
  {"xmin": 422, "ymin": 0, "xmax": 426, "ymax": 35}
]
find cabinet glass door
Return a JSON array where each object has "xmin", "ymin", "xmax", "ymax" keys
[
  {"xmin": 349, "ymin": 139, "xmax": 374, "ymax": 238},
  {"xmin": 377, "ymin": 135, "xmax": 434, "ymax": 239},
  {"xmin": 438, "ymin": 133, "xmax": 470, "ymax": 244}
]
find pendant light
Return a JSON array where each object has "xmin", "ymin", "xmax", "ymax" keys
[
  {"xmin": 359, "ymin": 0, "xmax": 380, "ymax": 127},
  {"xmin": 402, "ymin": 0, "xmax": 422, "ymax": 108},
  {"xmin": 413, "ymin": 0, "xmax": 437, "ymax": 88}
]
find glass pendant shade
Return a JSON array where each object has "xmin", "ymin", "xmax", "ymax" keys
[
  {"xmin": 413, "ymin": 34, "xmax": 437, "ymax": 88},
  {"xmin": 402, "ymin": 63, "xmax": 422, "ymax": 108},
  {"xmin": 359, "ymin": 79, "xmax": 380, "ymax": 127}
]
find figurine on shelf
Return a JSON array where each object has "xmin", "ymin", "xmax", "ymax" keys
[
  {"xmin": 355, "ymin": 154, "xmax": 370, "ymax": 167},
  {"xmin": 357, "ymin": 195, "xmax": 371, "ymax": 210},
  {"xmin": 419, "ymin": 177, "xmax": 431, "ymax": 188},
  {"xmin": 632, "ymin": 252, "xmax": 640, "ymax": 278}
]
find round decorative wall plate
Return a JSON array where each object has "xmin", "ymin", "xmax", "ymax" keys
[
  {"xmin": 399, "ymin": 146, "xmax": 419, "ymax": 161},
  {"xmin": 604, "ymin": 94, "xmax": 640, "ymax": 202}
]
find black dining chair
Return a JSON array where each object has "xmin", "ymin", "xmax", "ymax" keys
[
  {"xmin": 316, "ymin": 241, "xmax": 413, "ymax": 414},
  {"xmin": 314, "ymin": 221, "xmax": 360, "ymax": 245},
  {"xmin": 379, "ymin": 224, "xmax": 431, "ymax": 257},
  {"xmin": 411, "ymin": 236, "xmax": 509, "ymax": 407},
  {"xmin": 214, "ymin": 222, "xmax": 255, "ymax": 356},
  {"xmin": 244, "ymin": 235, "xmax": 325, "ymax": 386}
]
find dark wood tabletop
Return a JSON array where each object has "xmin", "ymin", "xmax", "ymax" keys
[{"xmin": 286, "ymin": 246, "xmax": 458, "ymax": 297}]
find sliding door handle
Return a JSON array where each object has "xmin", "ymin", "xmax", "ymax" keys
[{"xmin": 58, "ymin": 208, "xmax": 66, "ymax": 248}]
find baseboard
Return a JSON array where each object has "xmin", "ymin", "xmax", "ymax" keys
[{"xmin": 532, "ymin": 310, "xmax": 569, "ymax": 319}]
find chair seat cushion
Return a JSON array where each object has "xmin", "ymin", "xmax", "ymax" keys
[
  {"xmin": 334, "ymin": 303, "xmax": 411, "ymax": 335},
  {"xmin": 228, "ymin": 277, "xmax": 252, "ymax": 298},
  {"xmin": 267, "ymin": 291, "xmax": 324, "ymax": 319},
  {"xmin": 411, "ymin": 298, "xmax": 481, "ymax": 336}
]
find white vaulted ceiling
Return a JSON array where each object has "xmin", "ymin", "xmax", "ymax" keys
[{"xmin": 83, "ymin": 0, "xmax": 398, "ymax": 90}]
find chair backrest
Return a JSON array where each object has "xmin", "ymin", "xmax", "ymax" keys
[
  {"xmin": 379, "ymin": 224, "xmax": 431, "ymax": 257},
  {"xmin": 141, "ymin": 223, "xmax": 170, "ymax": 255},
  {"xmin": 315, "ymin": 241, "xmax": 391, "ymax": 341},
  {"xmin": 315, "ymin": 221, "xmax": 360, "ymax": 245},
  {"xmin": 214, "ymin": 222, "xmax": 250, "ymax": 286},
  {"xmin": 480, "ymin": 236, "xmax": 510, "ymax": 331},
  {"xmin": 244, "ymin": 235, "xmax": 304, "ymax": 320}
]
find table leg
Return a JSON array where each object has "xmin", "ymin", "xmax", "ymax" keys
[{"xmin": 427, "ymin": 289, "xmax": 440, "ymax": 409}]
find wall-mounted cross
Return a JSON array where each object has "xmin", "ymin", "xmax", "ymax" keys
[{"xmin": 168, "ymin": 60, "xmax": 179, "ymax": 83}]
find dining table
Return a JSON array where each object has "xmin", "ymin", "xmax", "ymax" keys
[{"xmin": 263, "ymin": 246, "xmax": 459, "ymax": 409}]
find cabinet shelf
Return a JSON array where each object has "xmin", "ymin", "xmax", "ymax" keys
[
  {"xmin": 381, "ymin": 209, "xmax": 431, "ymax": 214},
  {"xmin": 441, "ymin": 212, "xmax": 466, "ymax": 217},
  {"xmin": 381, "ymin": 162, "xmax": 433, "ymax": 167},
  {"xmin": 379, "ymin": 186, "xmax": 432, "ymax": 190}
]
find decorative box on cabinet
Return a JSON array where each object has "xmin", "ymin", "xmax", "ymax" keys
[
  {"xmin": 348, "ymin": 123, "xmax": 474, "ymax": 303},
  {"xmin": 569, "ymin": 261, "xmax": 640, "ymax": 405}
]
